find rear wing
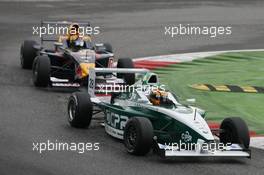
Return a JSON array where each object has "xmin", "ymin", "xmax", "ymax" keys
[
  {"xmin": 88, "ymin": 68, "xmax": 150, "ymax": 97},
  {"xmin": 40, "ymin": 20, "xmax": 90, "ymax": 44}
]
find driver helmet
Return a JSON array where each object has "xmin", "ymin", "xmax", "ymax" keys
[
  {"xmin": 68, "ymin": 23, "xmax": 80, "ymax": 42},
  {"xmin": 149, "ymin": 89, "xmax": 168, "ymax": 106}
]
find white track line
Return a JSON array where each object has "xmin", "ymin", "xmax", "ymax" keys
[{"xmin": 250, "ymin": 137, "xmax": 264, "ymax": 150}]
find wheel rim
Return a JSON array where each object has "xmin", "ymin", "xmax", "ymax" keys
[
  {"xmin": 68, "ymin": 100, "xmax": 76, "ymax": 121},
  {"xmin": 126, "ymin": 125, "xmax": 137, "ymax": 148}
]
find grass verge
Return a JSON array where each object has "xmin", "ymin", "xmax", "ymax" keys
[{"xmin": 154, "ymin": 51, "xmax": 264, "ymax": 134}]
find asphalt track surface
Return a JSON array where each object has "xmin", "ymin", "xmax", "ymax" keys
[{"xmin": 0, "ymin": 0, "xmax": 264, "ymax": 175}]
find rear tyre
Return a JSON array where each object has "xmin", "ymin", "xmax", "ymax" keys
[
  {"xmin": 124, "ymin": 117, "xmax": 153, "ymax": 156},
  {"xmin": 32, "ymin": 56, "xmax": 50, "ymax": 87},
  {"xmin": 20, "ymin": 40, "xmax": 38, "ymax": 69},
  {"xmin": 117, "ymin": 58, "xmax": 135, "ymax": 85},
  {"xmin": 220, "ymin": 117, "xmax": 250, "ymax": 149},
  {"xmin": 68, "ymin": 92, "xmax": 93, "ymax": 128}
]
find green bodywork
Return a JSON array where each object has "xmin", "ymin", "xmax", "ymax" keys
[{"xmin": 99, "ymin": 100, "xmax": 209, "ymax": 145}]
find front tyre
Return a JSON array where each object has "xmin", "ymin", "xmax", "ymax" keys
[
  {"xmin": 68, "ymin": 92, "xmax": 93, "ymax": 128},
  {"xmin": 220, "ymin": 117, "xmax": 250, "ymax": 149},
  {"xmin": 124, "ymin": 117, "xmax": 153, "ymax": 156},
  {"xmin": 32, "ymin": 56, "xmax": 50, "ymax": 87}
]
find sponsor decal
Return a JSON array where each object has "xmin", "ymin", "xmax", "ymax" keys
[
  {"xmin": 52, "ymin": 83, "xmax": 80, "ymax": 87},
  {"xmin": 105, "ymin": 110, "xmax": 128, "ymax": 131},
  {"xmin": 181, "ymin": 131, "xmax": 192, "ymax": 142}
]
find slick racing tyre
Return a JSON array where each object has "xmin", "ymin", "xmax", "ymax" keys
[
  {"xmin": 32, "ymin": 55, "xmax": 50, "ymax": 87},
  {"xmin": 117, "ymin": 58, "xmax": 135, "ymax": 85},
  {"xmin": 124, "ymin": 117, "xmax": 154, "ymax": 156},
  {"xmin": 220, "ymin": 117, "xmax": 250, "ymax": 149},
  {"xmin": 20, "ymin": 40, "xmax": 38, "ymax": 69},
  {"xmin": 68, "ymin": 92, "xmax": 93, "ymax": 128}
]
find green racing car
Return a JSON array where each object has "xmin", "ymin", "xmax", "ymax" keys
[{"xmin": 67, "ymin": 67, "xmax": 251, "ymax": 158}]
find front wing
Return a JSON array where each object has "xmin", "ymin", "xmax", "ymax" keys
[{"xmin": 156, "ymin": 142, "xmax": 251, "ymax": 158}]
